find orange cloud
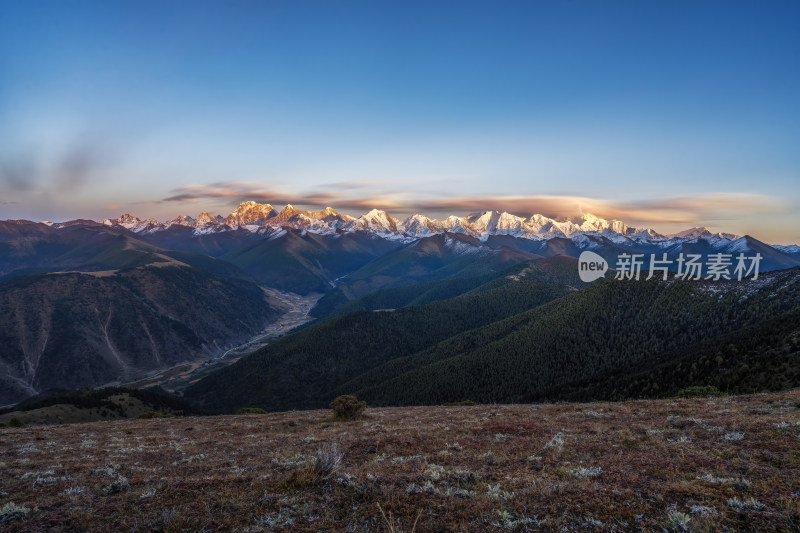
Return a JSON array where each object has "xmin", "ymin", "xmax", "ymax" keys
[{"xmin": 159, "ymin": 184, "xmax": 786, "ymax": 237}]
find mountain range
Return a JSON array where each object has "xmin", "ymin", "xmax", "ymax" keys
[
  {"xmin": 96, "ymin": 201, "xmax": 754, "ymax": 243},
  {"xmin": 93, "ymin": 202, "xmax": 800, "ymax": 294},
  {"xmin": 92, "ymin": 202, "xmax": 799, "ymax": 267},
  {"xmin": 2, "ymin": 201, "xmax": 799, "ymax": 407}
]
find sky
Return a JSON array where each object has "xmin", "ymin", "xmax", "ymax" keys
[{"xmin": 0, "ymin": 1, "xmax": 798, "ymax": 243}]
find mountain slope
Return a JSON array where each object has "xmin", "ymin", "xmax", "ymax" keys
[
  {"xmin": 349, "ymin": 269, "xmax": 800, "ymax": 405},
  {"xmin": 184, "ymin": 278, "xmax": 574, "ymax": 412},
  {"xmin": 0, "ymin": 221, "xmax": 167, "ymax": 279},
  {"xmin": 185, "ymin": 267, "xmax": 800, "ymax": 412},
  {"xmin": 311, "ymin": 255, "xmax": 584, "ymax": 319},
  {"xmin": 220, "ymin": 229, "xmax": 402, "ymax": 294},
  {"xmin": 0, "ymin": 265, "xmax": 280, "ymax": 406},
  {"xmin": 313, "ymin": 232, "xmax": 538, "ymax": 312}
]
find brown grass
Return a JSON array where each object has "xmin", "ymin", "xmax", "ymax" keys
[{"xmin": 1, "ymin": 390, "xmax": 799, "ymax": 531}]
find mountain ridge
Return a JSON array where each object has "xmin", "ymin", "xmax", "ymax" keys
[{"xmin": 73, "ymin": 201, "xmax": 792, "ymax": 246}]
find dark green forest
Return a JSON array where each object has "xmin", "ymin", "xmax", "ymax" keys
[{"xmin": 185, "ymin": 267, "xmax": 800, "ymax": 412}]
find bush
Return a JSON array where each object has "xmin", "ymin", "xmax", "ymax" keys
[
  {"xmin": 283, "ymin": 443, "xmax": 343, "ymax": 490},
  {"xmin": 443, "ymin": 400, "xmax": 477, "ymax": 406},
  {"xmin": 237, "ymin": 407, "xmax": 267, "ymax": 415},
  {"xmin": 330, "ymin": 395, "xmax": 366, "ymax": 420},
  {"xmin": 137, "ymin": 411, "xmax": 168, "ymax": 419},
  {"xmin": 675, "ymin": 385, "xmax": 723, "ymax": 398},
  {"xmin": 9, "ymin": 417, "xmax": 24, "ymax": 428}
]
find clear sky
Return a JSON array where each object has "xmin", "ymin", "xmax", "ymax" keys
[{"xmin": 1, "ymin": 1, "xmax": 798, "ymax": 243}]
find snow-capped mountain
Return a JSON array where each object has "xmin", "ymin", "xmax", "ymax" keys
[
  {"xmin": 94, "ymin": 201, "xmax": 797, "ymax": 269},
  {"xmin": 667, "ymin": 227, "xmax": 740, "ymax": 241},
  {"xmin": 350, "ymin": 209, "xmax": 400, "ymax": 234},
  {"xmin": 223, "ymin": 201, "xmax": 276, "ymax": 225}
]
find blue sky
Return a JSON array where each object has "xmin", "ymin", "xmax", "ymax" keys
[{"xmin": 1, "ymin": 1, "xmax": 798, "ymax": 242}]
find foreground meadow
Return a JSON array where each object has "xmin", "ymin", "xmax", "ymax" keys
[{"xmin": 1, "ymin": 391, "xmax": 799, "ymax": 532}]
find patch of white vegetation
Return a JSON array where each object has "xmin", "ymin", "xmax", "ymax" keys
[
  {"xmin": 0, "ymin": 502, "xmax": 30, "ymax": 521},
  {"xmin": 389, "ymin": 455, "xmax": 424, "ymax": 464},
  {"xmin": 698, "ymin": 474, "xmax": 751, "ymax": 486},
  {"xmin": 491, "ymin": 510, "xmax": 545, "ymax": 529},
  {"xmin": 425, "ymin": 464, "xmax": 444, "ymax": 480},
  {"xmin": 727, "ymin": 497, "xmax": 765, "ymax": 510},
  {"xmin": 570, "ymin": 466, "xmax": 603, "ymax": 478},
  {"xmin": 175, "ymin": 453, "xmax": 205, "ymax": 465},
  {"xmin": 61, "ymin": 486, "xmax": 86, "ymax": 496},
  {"xmin": 721, "ymin": 432, "xmax": 744, "ymax": 441},
  {"xmin": 668, "ymin": 436, "xmax": 692, "ymax": 444},
  {"xmin": 544, "ymin": 432, "xmax": 565, "ymax": 449},
  {"xmin": 486, "ymin": 483, "xmax": 513, "ymax": 501},
  {"xmin": 665, "ymin": 510, "xmax": 691, "ymax": 532},
  {"xmin": 689, "ymin": 505, "xmax": 717, "ymax": 516}
]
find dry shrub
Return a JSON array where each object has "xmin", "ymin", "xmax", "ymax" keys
[
  {"xmin": 330, "ymin": 395, "xmax": 366, "ymax": 420},
  {"xmin": 283, "ymin": 442, "xmax": 344, "ymax": 490}
]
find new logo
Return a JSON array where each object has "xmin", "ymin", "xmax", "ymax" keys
[{"xmin": 578, "ymin": 251, "xmax": 608, "ymax": 282}]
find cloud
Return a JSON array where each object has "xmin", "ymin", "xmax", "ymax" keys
[
  {"xmin": 0, "ymin": 149, "xmax": 38, "ymax": 192},
  {"xmin": 417, "ymin": 193, "xmax": 784, "ymax": 225},
  {"xmin": 161, "ymin": 181, "xmax": 410, "ymax": 210},
  {"xmin": 0, "ymin": 140, "xmax": 118, "ymax": 194},
  {"xmin": 613, "ymin": 193, "xmax": 784, "ymax": 225},
  {"xmin": 54, "ymin": 144, "xmax": 109, "ymax": 192},
  {"xmin": 158, "ymin": 182, "xmax": 785, "ymax": 234},
  {"xmin": 162, "ymin": 181, "xmax": 340, "ymax": 206}
]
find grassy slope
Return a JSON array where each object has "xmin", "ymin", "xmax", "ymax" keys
[
  {"xmin": 1, "ymin": 390, "xmax": 798, "ymax": 531},
  {"xmin": 0, "ymin": 387, "xmax": 198, "ymax": 426}
]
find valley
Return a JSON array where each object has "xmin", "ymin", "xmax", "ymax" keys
[{"xmin": 120, "ymin": 290, "xmax": 321, "ymax": 393}]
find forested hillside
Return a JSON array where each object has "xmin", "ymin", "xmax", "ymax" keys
[
  {"xmin": 187, "ymin": 267, "xmax": 800, "ymax": 412},
  {"xmin": 349, "ymin": 270, "xmax": 800, "ymax": 405},
  {"xmin": 184, "ymin": 278, "xmax": 573, "ymax": 411}
]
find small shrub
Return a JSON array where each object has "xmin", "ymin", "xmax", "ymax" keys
[
  {"xmin": 544, "ymin": 432, "xmax": 565, "ymax": 449},
  {"xmin": 0, "ymin": 502, "xmax": 30, "ymax": 521},
  {"xmin": 311, "ymin": 442, "xmax": 343, "ymax": 479},
  {"xmin": 284, "ymin": 443, "xmax": 343, "ymax": 490},
  {"xmin": 137, "ymin": 411, "xmax": 167, "ymax": 419},
  {"xmin": 9, "ymin": 417, "xmax": 24, "ymax": 428},
  {"xmin": 675, "ymin": 386, "xmax": 722, "ymax": 398},
  {"xmin": 665, "ymin": 510, "xmax": 691, "ymax": 532},
  {"xmin": 237, "ymin": 407, "xmax": 267, "ymax": 415},
  {"xmin": 727, "ymin": 497, "xmax": 765, "ymax": 510},
  {"xmin": 103, "ymin": 475, "xmax": 130, "ymax": 495},
  {"xmin": 330, "ymin": 395, "xmax": 366, "ymax": 420},
  {"xmin": 486, "ymin": 483, "xmax": 513, "ymax": 501},
  {"xmin": 443, "ymin": 400, "xmax": 476, "ymax": 406}
]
